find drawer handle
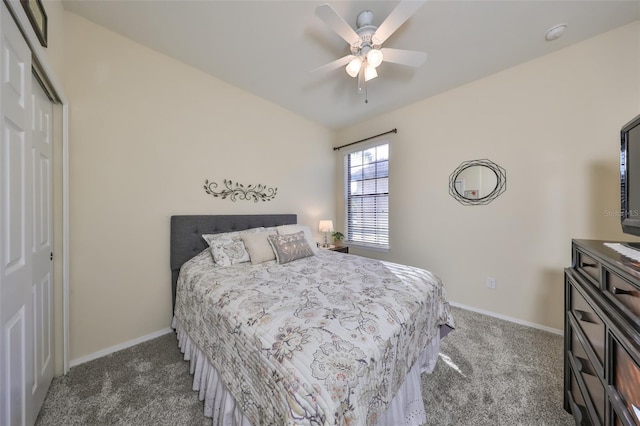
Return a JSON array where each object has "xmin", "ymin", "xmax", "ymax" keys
[
  {"xmin": 582, "ymin": 262, "xmax": 597, "ymax": 268},
  {"xmin": 574, "ymin": 309, "xmax": 597, "ymax": 324},
  {"xmin": 571, "ymin": 400, "xmax": 584, "ymax": 423},
  {"xmin": 574, "ymin": 356, "xmax": 596, "ymax": 377},
  {"xmin": 612, "ymin": 286, "xmax": 635, "ymax": 296}
]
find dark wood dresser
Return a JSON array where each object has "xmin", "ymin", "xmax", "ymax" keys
[{"xmin": 565, "ymin": 240, "xmax": 640, "ymax": 425}]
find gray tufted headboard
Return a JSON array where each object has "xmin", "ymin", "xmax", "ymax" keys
[{"xmin": 170, "ymin": 214, "xmax": 297, "ymax": 310}]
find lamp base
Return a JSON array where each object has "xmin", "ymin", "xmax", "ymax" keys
[{"xmin": 323, "ymin": 233, "xmax": 330, "ymax": 248}]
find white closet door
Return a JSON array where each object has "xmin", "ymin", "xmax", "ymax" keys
[
  {"xmin": 0, "ymin": 2, "xmax": 35, "ymax": 425},
  {"xmin": 30, "ymin": 78, "xmax": 54, "ymax": 421}
]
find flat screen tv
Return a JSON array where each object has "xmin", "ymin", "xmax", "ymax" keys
[{"xmin": 620, "ymin": 113, "xmax": 640, "ymax": 243}]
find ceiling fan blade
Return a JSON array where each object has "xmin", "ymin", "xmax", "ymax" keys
[
  {"xmin": 380, "ymin": 48, "xmax": 427, "ymax": 67},
  {"xmin": 373, "ymin": 0, "xmax": 426, "ymax": 45},
  {"xmin": 311, "ymin": 55, "xmax": 355, "ymax": 74},
  {"xmin": 315, "ymin": 4, "xmax": 360, "ymax": 46}
]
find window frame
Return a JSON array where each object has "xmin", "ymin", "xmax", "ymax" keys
[{"xmin": 342, "ymin": 138, "xmax": 390, "ymax": 252}]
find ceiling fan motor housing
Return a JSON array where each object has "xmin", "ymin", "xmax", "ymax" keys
[
  {"xmin": 356, "ymin": 10, "xmax": 374, "ymax": 27},
  {"xmin": 351, "ymin": 10, "xmax": 380, "ymax": 54}
]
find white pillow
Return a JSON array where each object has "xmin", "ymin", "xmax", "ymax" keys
[
  {"xmin": 276, "ymin": 224, "xmax": 319, "ymax": 254},
  {"xmin": 202, "ymin": 227, "xmax": 264, "ymax": 267},
  {"xmin": 241, "ymin": 231, "xmax": 277, "ymax": 264}
]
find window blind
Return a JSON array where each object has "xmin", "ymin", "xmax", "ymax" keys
[{"xmin": 345, "ymin": 142, "xmax": 389, "ymax": 249}]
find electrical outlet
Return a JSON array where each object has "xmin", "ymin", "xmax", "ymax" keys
[{"xmin": 486, "ymin": 277, "xmax": 497, "ymax": 289}]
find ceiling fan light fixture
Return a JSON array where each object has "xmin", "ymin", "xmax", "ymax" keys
[
  {"xmin": 367, "ymin": 48, "xmax": 383, "ymax": 68},
  {"xmin": 346, "ymin": 57, "xmax": 363, "ymax": 78},
  {"xmin": 364, "ymin": 64, "xmax": 378, "ymax": 81},
  {"xmin": 314, "ymin": 2, "xmax": 427, "ymax": 98}
]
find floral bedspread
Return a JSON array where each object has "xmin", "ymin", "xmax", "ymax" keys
[{"xmin": 173, "ymin": 249, "xmax": 454, "ymax": 425}]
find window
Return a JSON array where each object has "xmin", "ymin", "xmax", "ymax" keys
[{"xmin": 344, "ymin": 142, "xmax": 389, "ymax": 249}]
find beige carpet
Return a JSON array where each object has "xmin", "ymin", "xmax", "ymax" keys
[
  {"xmin": 422, "ymin": 307, "xmax": 573, "ymax": 426},
  {"xmin": 36, "ymin": 306, "xmax": 573, "ymax": 425}
]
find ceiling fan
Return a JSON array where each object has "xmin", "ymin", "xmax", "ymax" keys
[{"xmin": 313, "ymin": 1, "xmax": 427, "ymax": 95}]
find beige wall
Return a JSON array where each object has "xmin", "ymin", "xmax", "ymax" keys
[
  {"xmin": 62, "ymin": 13, "xmax": 335, "ymax": 361},
  {"xmin": 41, "ymin": 7, "xmax": 640, "ymax": 366},
  {"xmin": 336, "ymin": 22, "xmax": 640, "ymax": 331}
]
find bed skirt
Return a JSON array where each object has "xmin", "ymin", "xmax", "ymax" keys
[{"xmin": 172, "ymin": 316, "xmax": 440, "ymax": 426}]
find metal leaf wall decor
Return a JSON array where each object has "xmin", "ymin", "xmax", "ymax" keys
[{"xmin": 204, "ymin": 179, "xmax": 277, "ymax": 202}]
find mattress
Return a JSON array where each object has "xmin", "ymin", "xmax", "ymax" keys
[{"xmin": 173, "ymin": 249, "xmax": 454, "ymax": 425}]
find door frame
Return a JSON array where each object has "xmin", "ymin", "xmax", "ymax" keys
[{"xmin": 5, "ymin": 0, "xmax": 70, "ymax": 373}]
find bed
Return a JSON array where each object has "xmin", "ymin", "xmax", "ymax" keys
[{"xmin": 170, "ymin": 214, "xmax": 454, "ymax": 425}]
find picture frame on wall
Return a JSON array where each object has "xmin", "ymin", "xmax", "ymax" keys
[{"xmin": 20, "ymin": 0, "xmax": 47, "ymax": 47}]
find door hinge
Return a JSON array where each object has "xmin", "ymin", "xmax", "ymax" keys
[{"xmin": 50, "ymin": 252, "xmax": 53, "ymax": 261}]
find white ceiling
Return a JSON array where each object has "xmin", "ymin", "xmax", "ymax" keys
[{"xmin": 62, "ymin": 1, "xmax": 640, "ymax": 130}]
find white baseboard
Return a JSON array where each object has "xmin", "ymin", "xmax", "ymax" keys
[
  {"xmin": 69, "ymin": 327, "xmax": 174, "ymax": 369},
  {"xmin": 449, "ymin": 301, "xmax": 563, "ymax": 335},
  {"xmin": 68, "ymin": 304, "xmax": 561, "ymax": 369}
]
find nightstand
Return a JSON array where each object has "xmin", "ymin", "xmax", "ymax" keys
[{"xmin": 322, "ymin": 245, "xmax": 348, "ymax": 254}]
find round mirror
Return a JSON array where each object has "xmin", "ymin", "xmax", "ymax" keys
[
  {"xmin": 455, "ymin": 165, "xmax": 498, "ymax": 199},
  {"xmin": 449, "ymin": 159, "xmax": 506, "ymax": 205}
]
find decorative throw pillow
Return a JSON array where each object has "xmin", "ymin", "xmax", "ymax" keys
[
  {"xmin": 267, "ymin": 231, "xmax": 315, "ymax": 264},
  {"xmin": 276, "ymin": 224, "xmax": 319, "ymax": 254},
  {"xmin": 241, "ymin": 231, "xmax": 277, "ymax": 264},
  {"xmin": 202, "ymin": 228, "xmax": 264, "ymax": 267}
]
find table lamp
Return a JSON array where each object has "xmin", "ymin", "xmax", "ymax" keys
[{"xmin": 318, "ymin": 220, "xmax": 334, "ymax": 248}]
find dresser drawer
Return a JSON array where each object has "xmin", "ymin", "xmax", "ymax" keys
[
  {"xmin": 611, "ymin": 337, "xmax": 640, "ymax": 426},
  {"xmin": 611, "ymin": 399, "xmax": 640, "ymax": 426},
  {"xmin": 569, "ymin": 277, "xmax": 606, "ymax": 366},
  {"xmin": 576, "ymin": 248, "xmax": 601, "ymax": 286},
  {"xmin": 615, "ymin": 413, "xmax": 636, "ymax": 426},
  {"xmin": 568, "ymin": 320, "xmax": 605, "ymax": 422},
  {"xmin": 604, "ymin": 268, "xmax": 640, "ymax": 326},
  {"xmin": 568, "ymin": 365, "xmax": 598, "ymax": 426},
  {"xmin": 612, "ymin": 405, "xmax": 640, "ymax": 426}
]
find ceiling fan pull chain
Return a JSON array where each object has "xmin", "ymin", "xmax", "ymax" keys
[{"xmin": 365, "ymin": 80, "xmax": 369, "ymax": 104}]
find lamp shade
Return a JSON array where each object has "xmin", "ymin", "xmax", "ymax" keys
[
  {"xmin": 319, "ymin": 220, "xmax": 334, "ymax": 233},
  {"xmin": 366, "ymin": 48, "xmax": 383, "ymax": 68},
  {"xmin": 345, "ymin": 57, "xmax": 362, "ymax": 78},
  {"xmin": 364, "ymin": 64, "xmax": 378, "ymax": 81}
]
